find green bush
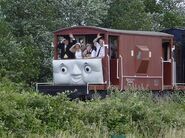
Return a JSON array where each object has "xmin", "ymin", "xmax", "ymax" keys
[{"xmin": 0, "ymin": 80, "xmax": 185, "ymax": 137}]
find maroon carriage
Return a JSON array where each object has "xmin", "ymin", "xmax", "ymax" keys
[{"xmin": 37, "ymin": 26, "xmax": 174, "ymax": 96}]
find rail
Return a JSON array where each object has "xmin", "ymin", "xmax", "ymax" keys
[
  {"xmin": 103, "ymin": 44, "xmax": 111, "ymax": 88},
  {"xmin": 172, "ymin": 57, "xmax": 176, "ymax": 86},
  {"xmin": 123, "ymin": 76, "xmax": 162, "ymax": 78},
  {"xmin": 107, "ymin": 54, "xmax": 111, "ymax": 87},
  {"xmin": 119, "ymin": 54, "xmax": 124, "ymax": 91},
  {"xmin": 117, "ymin": 58, "xmax": 119, "ymax": 79},
  {"xmin": 161, "ymin": 57, "xmax": 164, "ymax": 91},
  {"xmin": 175, "ymin": 83, "xmax": 185, "ymax": 85}
]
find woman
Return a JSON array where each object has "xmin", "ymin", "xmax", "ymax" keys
[
  {"xmin": 83, "ymin": 43, "xmax": 97, "ymax": 58},
  {"xmin": 69, "ymin": 42, "xmax": 83, "ymax": 59}
]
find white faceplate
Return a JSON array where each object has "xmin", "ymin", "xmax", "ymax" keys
[{"xmin": 53, "ymin": 59, "xmax": 104, "ymax": 85}]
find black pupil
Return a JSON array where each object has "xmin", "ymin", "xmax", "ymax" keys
[
  {"xmin": 62, "ymin": 68, "xmax": 65, "ymax": 72},
  {"xmin": 86, "ymin": 67, "xmax": 89, "ymax": 72}
]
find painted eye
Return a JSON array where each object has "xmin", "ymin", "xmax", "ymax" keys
[
  {"xmin": 84, "ymin": 65, "xmax": 92, "ymax": 73},
  {"xmin": 60, "ymin": 65, "xmax": 68, "ymax": 73}
]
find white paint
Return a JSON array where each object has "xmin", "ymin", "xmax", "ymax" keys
[
  {"xmin": 149, "ymin": 51, "xmax": 152, "ymax": 58},
  {"xmin": 131, "ymin": 50, "xmax": 134, "ymax": 56},
  {"xmin": 53, "ymin": 59, "xmax": 104, "ymax": 85},
  {"xmin": 119, "ymin": 55, "xmax": 124, "ymax": 90},
  {"xmin": 117, "ymin": 58, "xmax": 119, "ymax": 79}
]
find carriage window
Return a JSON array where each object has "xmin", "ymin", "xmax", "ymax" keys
[
  {"xmin": 75, "ymin": 36, "xmax": 86, "ymax": 44},
  {"xmin": 135, "ymin": 45, "xmax": 149, "ymax": 74},
  {"xmin": 56, "ymin": 34, "xmax": 106, "ymax": 59},
  {"xmin": 162, "ymin": 41, "xmax": 171, "ymax": 61},
  {"xmin": 109, "ymin": 36, "xmax": 118, "ymax": 59}
]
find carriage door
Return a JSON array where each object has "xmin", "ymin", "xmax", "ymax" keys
[
  {"xmin": 162, "ymin": 40, "xmax": 172, "ymax": 88},
  {"xmin": 109, "ymin": 36, "xmax": 119, "ymax": 85}
]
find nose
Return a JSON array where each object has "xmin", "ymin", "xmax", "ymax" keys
[{"xmin": 71, "ymin": 64, "xmax": 82, "ymax": 75}]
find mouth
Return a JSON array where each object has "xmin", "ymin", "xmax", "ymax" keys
[{"xmin": 71, "ymin": 75, "xmax": 84, "ymax": 84}]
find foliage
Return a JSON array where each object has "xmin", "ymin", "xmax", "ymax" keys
[
  {"xmin": 102, "ymin": 0, "xmax": 185, "ymax": 31},
  {"xmin": 1, "ymin": 1, "xmax": 185, "ymax": 137},
  {"xmin": 55, "ymin": 0, "xmax": 111, "ymax": 26},
  {"xmin": 0, "ymin": 20, "xmax": 44, "ymax": 84},
  {"xmin": 0, "ymin": 0, "xmax": 185, "ymax": 84},
  {"xmin": 102, "ymin": 0, "xmax": 153, "ymax": 30},
  {"xmin": 0, "ymin": 0, "xmax": 110, "ymax": 84},
  {"xmin": 0, "ymin": 80, "xmax": 185, "ymax": 137},
  {"xmin": 158, "ymin": 0, "xmax": 185, "ymax": 29},
  {"xmin": 144, "ymin": 0, "xmax": 185, "ymax": 30},
  {"xmin": 0, "ymin": 0, "xmax": 56, "ymax": 84}
]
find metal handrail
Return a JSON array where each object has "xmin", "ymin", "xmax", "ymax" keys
[
  {"xmin": 123, "ymin": 76, "xmax": 162, "ymax": 78},
  {"xmin": 175, "ymin": 83, "xmax": 185, "ymax": 85},
  {"xmin": 107, "ymin": 54, "xmax": 111, "ymax": 87},
  {"xmin": 117, "ymin": 58, "xmax": 120, "ymax": 79},
  {"xmin": 172, "ymin": 57, "xmax": 176, "ymax": 87},
  {"xmin": 119, "ymin": 55, "xmax": 123, "ymax": 91},
  {"xmin": 161, "ymin": 57, "xmax": 164, "ymax": 91}
]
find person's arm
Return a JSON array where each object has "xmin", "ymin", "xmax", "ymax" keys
[
  {"xmin": 69, "ymin": 33, "xmax": 76, "ymax": 44},
  {"xmin": 69, "ymin": 33, "xmax": 75, "ymax": 40},
  {"xmin": 68, "ymin": 34, "xmax": 77, "ymax": 48},
  {"xmin": 69, "ymin": 46, "xmax": 76, "ymax": 53},
  {"xmin": 93, "ymin": 33, "xmax": 102, "ymax": 45}
]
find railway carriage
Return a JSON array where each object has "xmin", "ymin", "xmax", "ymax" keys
[
  {"xmin": 162, "ymin": 28, "xmax": 185, "ymax": 89},
  {"xmin": 37, "ymin": 26, "xmax": 175, "ymax": 97}
]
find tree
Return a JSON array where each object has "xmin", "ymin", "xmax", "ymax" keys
[
  {"xmin": 54, "ymin": 0, "xmax": 110, "ymax": 26},
  {"xmin": 143, "ymin": 0, "xmax": 185, "ymax": 30},
  {"xmin": 0, "ymin": 0, "xmax": 110, "ymax": 84},
  {"xmin": 102, "ymin": 0, "xmax": 153, "ymax": 30},
  {"xmin": 0, "ymin": 19, "xmax": 43, "ymax": 84},
  {"xmin": 0, "ymin": 0, "xmax": 55, "ymax": 84},
  {"xmin": 158, "ymin": 0, "xmax": 185, "ymax": 29}
]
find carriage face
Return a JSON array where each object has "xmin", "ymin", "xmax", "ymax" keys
[{"xmin": 53, "ymin": 59, "xmax": 104, "ymax": 85}]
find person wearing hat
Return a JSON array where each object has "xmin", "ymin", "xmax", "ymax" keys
[
  {"xmin": 93, "ymin": 33, "xmax": 105, "ymax": 58},
  {"xmin": 69, "ymin": 42, "xmax": 83, "ymax": 59},
  {"xmin": 57, "ymin": 34, "xmax": 76, "ymax": 59}
]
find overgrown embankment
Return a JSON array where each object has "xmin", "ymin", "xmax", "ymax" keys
[{"xmin": 0, "ymin": 79, "xmax": 185, "ymax": 138}]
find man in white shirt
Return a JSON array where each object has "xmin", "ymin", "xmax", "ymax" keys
[{"xmin": 92, "ymin": 34, "xmax": 105, "ymax": 58}]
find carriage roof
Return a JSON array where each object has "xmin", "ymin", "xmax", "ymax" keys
[{"xmin": 54, "ymin": 26, "xmax": 173, "ymax": 37}]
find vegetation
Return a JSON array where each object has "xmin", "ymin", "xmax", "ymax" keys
[
  {"xmin": 0, "ymin": 0, "xmax": 185, "ymax": 137},
  {"xmin": 0, "ymin": 79, "xmax": 184, "ymax": 137},
  {"xmin": 0, "ymin": 0, "xmax": 185, "ymax": 84}
]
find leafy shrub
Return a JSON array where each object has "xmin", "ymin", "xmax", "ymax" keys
[{"xmin": 0, "ymin": 80, "xmax": 185, "ymax": 137}]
